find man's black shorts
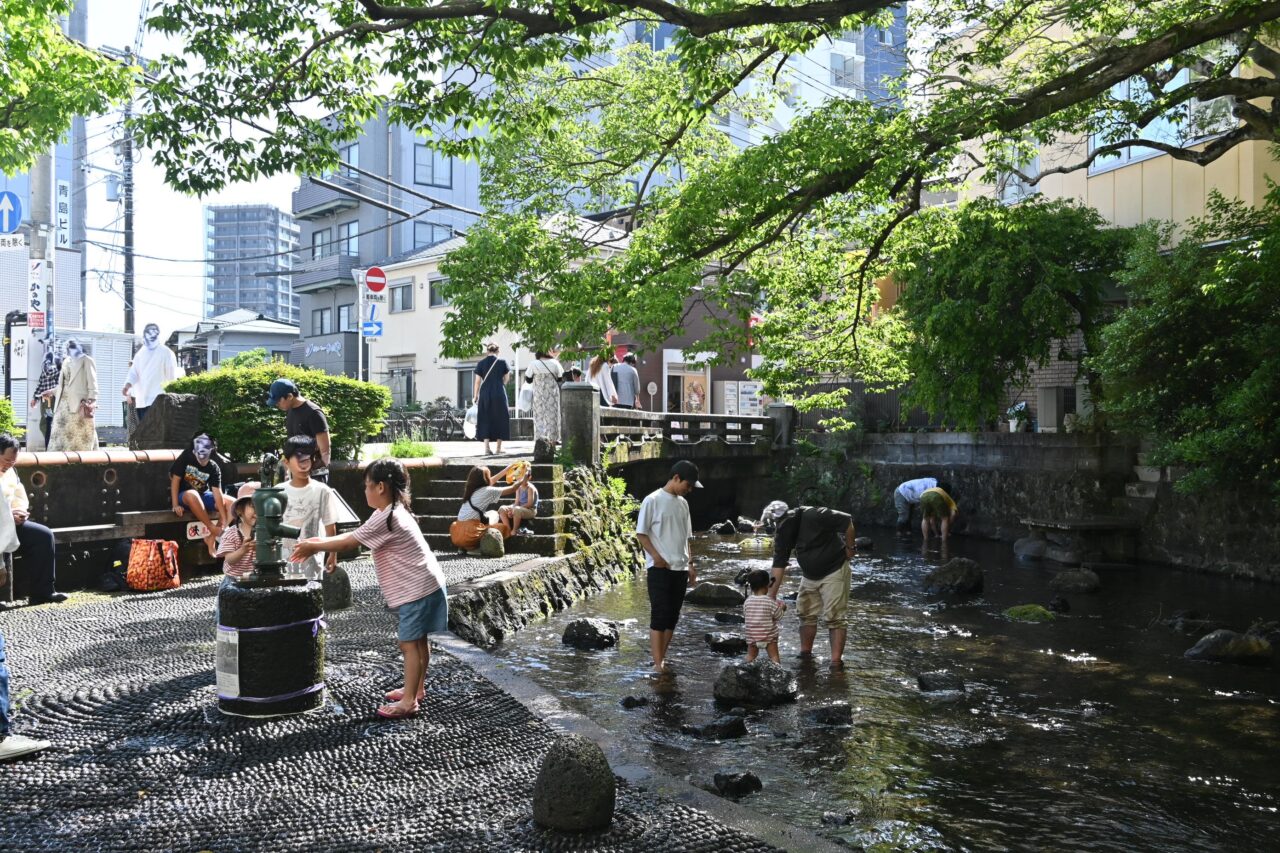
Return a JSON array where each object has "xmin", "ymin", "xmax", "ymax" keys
[{"xmin": 647, "ymin": 567, "xmax": 689, "ymax": 631}]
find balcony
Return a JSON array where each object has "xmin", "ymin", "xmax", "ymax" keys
[
  {"xmin": 292, "ymin": 175, "xmax": 361, "ymax": 220},
  {"xmin": 293, "ymin": 253, "xmax": 357, "ymax": 294}
]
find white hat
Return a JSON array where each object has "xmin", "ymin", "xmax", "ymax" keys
[{"xmin": 760, "ymin": 500, "xmax": 789, "ymax": 522}]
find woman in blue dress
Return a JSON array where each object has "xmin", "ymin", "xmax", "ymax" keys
[{"xmin": 473, "ymin": 343, "xmax": 511, "ymax": 455}]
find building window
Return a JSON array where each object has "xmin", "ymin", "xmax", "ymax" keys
[
  {"xmin": 337, "ymin": 303, "xmax": 355, "ymax": 332},
  {"xmin": 310, "ymin": 228, "xmax": 332, "ymax": 259},
  {"xmin": 390, "ymin": 282, "xmax": 414, "ymax": 313},
  {"xmin": 272, "ymin": 350, "xmax": 290, "ymax": 362},
  {"xmin": 830, "ymin": 52, "xmax": 862, "ymax": 89},
  {"xmin": 338, "ymin": 220, "xmax": 359, "ymax": 257},
  {"xmin": 876, "ymin": 27, "xmax": 893, "ymax": 46},
  {"xmin": 997, "ymin": 155, "xmax": 1041, "ymax": 204},
  {"xmin": 1088, "ymin": 70, "xmax": 1236, "ymax": 174},
  {"xmin": 429, "ymin": 277, "xmax": 449, "ymax": 308},
  {"xmin": 386, "ymin": 356, "xmax": 416, "ymax": 408},
  {"xmin": 413, "ymin": 221, "xmax": 453, "ymax": 248},
  {"xmin": 312, "ymin": 307, "xmax": 333, "ymax": 336},
  {"xmin": 339, "ymin": 142, "xmax": 359, "ymax": 178},
  {"xmin": 414, "ymin": 143, "xmax": 452, "ymax": 188}
]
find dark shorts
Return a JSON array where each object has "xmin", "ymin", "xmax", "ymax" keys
[
  {"xmin": 183, "ymin": 490, "xmax": 217, "ymax": 513},
  {"xmin": 647, "ymin": 568, "xmax": 688, "ymax": 632}
]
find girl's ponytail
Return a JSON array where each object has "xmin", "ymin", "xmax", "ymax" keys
[{"xmin": 365, "ymin": 458, "xmax": 412, "ymax": 531}]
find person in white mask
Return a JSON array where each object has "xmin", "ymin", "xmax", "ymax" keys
[
  {"xmin": 48, "ymin": 339, "xmax": 99, "ymax": 452},
  {"xmin": 122, "ymin": 323, "xmax": 180, "ymax": 422}
]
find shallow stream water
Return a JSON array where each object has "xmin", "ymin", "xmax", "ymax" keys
[{"xmin": 490, "ymin": 529, "xmax": 1280, "ymax": 850}]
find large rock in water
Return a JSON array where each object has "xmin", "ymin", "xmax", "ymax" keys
[
  {"xmin": 1013, "ymin": 536, "xmax": 1047, "ymax": 560},
  {"xmin": 923, "ymin": 558, "xmax": 984, "ymax": 595},
  {"xmin": 562, "ymin": 618, "xmax": 619, "ymax": 650},
  {"xmin": 682, "ymin": 715, "xmax": 748, "ymax": 740},
  {"xmin": 1049, "ymin": 568, "xmax": 1100, "ymax": 593},
  {"xmin": 917, "ymin": 671, "xmax": 966, "ymax": 693},
  {"xmin": 533, "ymin": 735, "xmax": 616, "ymax": 831},
  {"xmin": 705, "ymin": 632, "xmax": 748, "ymax": 654},
  {"xmin": 685, "ymin": 582, "xmax": 746, "ymax": 607},
  {"xmin": 1184, "ymin": 629, "xmax": 1272, "ymax": 664},
  {"xmin": 713, "ymin": 771, "xmax": 762, "ymax": 799},
  {"xmin": 322, "ymin": 565, "xmax": 353, "ymax": 610},
  {"xmin": 713, "ymin": 659, "xmax": 798, "ymax": 707}
]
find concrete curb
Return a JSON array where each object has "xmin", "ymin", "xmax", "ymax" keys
[{"xmin": 436, "ymin": 630, "xmax": 845, "ymax": 853}]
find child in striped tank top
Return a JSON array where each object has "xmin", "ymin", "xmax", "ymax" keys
[{"xmin": 743, "ymin": 569, "xmax": 786, "ymax": 663}]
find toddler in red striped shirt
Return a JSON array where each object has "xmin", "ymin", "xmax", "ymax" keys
[
  {"xmin": 742, "ymin": 569, "xmax": 786, "ymax": 663},
  {"xmin": 290, "ymin": 458, "xmax": 447, "ymax": 720}
]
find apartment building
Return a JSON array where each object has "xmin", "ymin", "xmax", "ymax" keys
[{"xmin": 204, "ymin": 204, "xmax": 300, "ymax": 323}]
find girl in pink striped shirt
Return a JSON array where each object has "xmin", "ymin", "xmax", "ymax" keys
[
  {"xmin": 290, "ymin": 458, "xmax": 447, "ymax": 720},
  {"xmin": 743, "ymin": 569, "xmax": 786, "ymax": 663}
]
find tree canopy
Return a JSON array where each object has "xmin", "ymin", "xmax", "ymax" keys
[
  {"xmin": 0, "ymin": 0, "xmax": 132, "ymax": 175},
  {"xmin": 130, "ymin": 1, "xmax": 1280, "ymax": 378}
]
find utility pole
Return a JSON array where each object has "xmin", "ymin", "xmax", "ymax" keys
[{"xmin": 121, "ymin": 60, "xmax": 135, "ymax": 335}]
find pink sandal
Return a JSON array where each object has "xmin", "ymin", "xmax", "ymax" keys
[
  {"xmin": 375, "ymin": 701, "xmax": 420, "ymax": 720},
  {"xmin": 383, "ymin": 687, "xmax": 426, "ymax": 702}
]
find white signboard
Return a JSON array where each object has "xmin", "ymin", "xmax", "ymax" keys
[
  {"xmin": 739, "ymin": 381, "xmax": 764, "ymax": 417},
  {"xmin": 10, "ymin": 336, "xmax": 27, "ymax": 380},
  {"xmin": 0, "ymin": 234, "xmax": 25, "ymax": 250},
  {"xmin": 215, "ymin": 628, "xmax": 240, "ymax": 697},
  {"xmin": 55, "ymin": 180, "xmax": 72, "ymax": 249}
]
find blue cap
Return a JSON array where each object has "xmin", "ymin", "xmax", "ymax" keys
[{"xmin": 266, "ymin": 378, "xmax": 298, "ymax": 406}]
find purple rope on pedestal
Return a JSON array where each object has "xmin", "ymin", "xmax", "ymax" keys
[
  {"xmin": 217, "ymin": 615, "xmax": 327, "ymax": 637},
  {"xmin": 218, "ymin": 682, "xmax": 325, "ymax": 703}
]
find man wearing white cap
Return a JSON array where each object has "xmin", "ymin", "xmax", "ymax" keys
[
  {"xmin": 764, "ymin": 501, "xmax": 855, "ymax": 670},
  {"xmin": 635, "ymin": 460, "xmax": 701, "ymax": 673}
]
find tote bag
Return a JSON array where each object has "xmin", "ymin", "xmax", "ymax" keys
[{"xmin": 126, "ymin": 539, "xmax": 181, "ymax": 592}]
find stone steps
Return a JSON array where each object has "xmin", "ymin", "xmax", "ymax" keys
[
  {"xmin": 416, "ymin": 513, "xmax": 567, "ymax": 536},
  {"xmin": 422, "ymin": 478, "xmax": 564, "ymax": 499},
  {"xmin": 424, "ymin": 531, "xmax": 568, "ymax": 557},
  {"xmin": 414, "ymin": 495, "xmax": 566, "ymax": 516},
  {"xmin": 1132, "ymin": 465, "xmax": 1163, "ymax": 483},
  {"xmin": 1125, "ymin": 481, "xmax": 1158, "ymax": 499},
  {"xmin": 431, "ymin": 462, "xmax": 562, "ymax": 481}
]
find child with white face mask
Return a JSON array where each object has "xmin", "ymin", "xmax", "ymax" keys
[{"xmin": 170, "ymin": 431, "xmax": 233, "ymax": 557}]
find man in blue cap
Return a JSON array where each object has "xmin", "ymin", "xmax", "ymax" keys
[{"xmin": 267, "ymin": 379, "xmax": 332, "ymax": 484}]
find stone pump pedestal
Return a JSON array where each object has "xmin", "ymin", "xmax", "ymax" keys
[{"xmin": 216, "ymin": 454, "xmax": 326, "ymax": 717}]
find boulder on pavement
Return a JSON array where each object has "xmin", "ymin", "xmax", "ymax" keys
[
  {"xmin": 322, "ymin": 565, "xmax": 353, "ymax": 610},
  {"xmin": 533, "ymin": 735, "xmax": 616, "ymax": 831},
  {"xmin": 685, "ymin": 582, "xmax": 746, "ymax": 607},
  {"xmin": 705, "ymin": 632, "xmax": 748, "ymax": 655},
  {"xmin": 713, "ymin": 658, "xmax": 798, "ymax": 707},
  {"xmin": 923, "ymin": 558, "xmax": 984, "ymax": 595},
  {"xmin": 479, "ymin": 527, "xmax": 505, "ymax": 558},
  {"xmin": 1184, "ymin": 629, "xmax": 1272, "ymax": 664},
  {"xmin": 713, "ymin": 770, "xmax": 762, "ymax": 800},
  {"xmin": 1049, "ymin": 568, "xmax": 1100, "ymax": 594},
  {"xmin": 562, "ymin": 617, "xmax": 620, "ymax": 650}
]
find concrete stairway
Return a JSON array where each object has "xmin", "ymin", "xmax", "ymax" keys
[
  {"xmin": 415, "ymin": 463, "xmax": 569, "ymax": 557},
  {"xmin": 1116, "ymin": 448, "xmax": 1163, "ymax": 521}
]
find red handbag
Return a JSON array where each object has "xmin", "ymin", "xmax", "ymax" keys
[{"xmin": 126, "ymin": 539, "xmax": 181, "ymax": 592}]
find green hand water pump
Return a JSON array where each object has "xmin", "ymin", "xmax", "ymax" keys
[{"xmin": 238, "ymin": 452, "xmax": 304, "ymax": 587}]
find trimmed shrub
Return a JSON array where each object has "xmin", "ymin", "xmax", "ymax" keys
[
  {"xmin": 387, "ymin": 439, "xmax": 434, "ymax": 459},
  {"xmin": 166, "ymin": 363, "xmax": 390, "ymax": 462},
  {"xmin": 0, "ymin": 397, "xmax": 24, "ymax": 439}
]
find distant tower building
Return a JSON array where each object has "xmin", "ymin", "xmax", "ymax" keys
[{"xmin": 204, "ymin": 204, "xmax": 300, "ymax": 323}]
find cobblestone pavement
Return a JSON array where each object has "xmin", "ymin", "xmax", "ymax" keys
[
  {"xmin": 0, "ymin": 563, "xmax": 778, "ymax": 852},
  {"xmin": 437, "ymin": 551, "xmax": 540, "ymax": 586}
]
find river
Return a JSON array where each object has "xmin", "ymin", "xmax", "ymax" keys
[{"xmin": 489, "ymin": 528, "xmax": 1280, "ymax": 850}]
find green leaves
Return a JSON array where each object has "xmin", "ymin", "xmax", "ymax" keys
[{"xmin": 0, "ymin": 0, "xmax": 132, "ymax": 175}]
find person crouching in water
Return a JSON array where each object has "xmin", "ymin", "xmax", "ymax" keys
[
  {"xmin": 743, "ymin": 569, "xmax": 786, "ymax": 663},
  {"xmin": 291, "ymin": 458, "xmax": 447, "ymax": 720}
]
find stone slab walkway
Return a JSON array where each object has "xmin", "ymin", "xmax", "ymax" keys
[{"xmin": 0, "ymin": 562, "xmax": 779, "ymax": 853}]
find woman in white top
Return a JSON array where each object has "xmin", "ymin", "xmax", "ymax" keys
[
  {"xmin": 587, "ymin": 354, "xmax": 618, "ymax": 407},
  {"xmin": 523, "ymin": 351, "xmax": 564, "ymax": 443},
  {"xmin": 457, "ymin": 464, "xmax": 525, "ymax": 537}
]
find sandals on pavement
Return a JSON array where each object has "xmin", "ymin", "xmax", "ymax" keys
[
  {"xmin": 383, "ymin": 687, "xmax": 426, "ymax": 703},
  {"xmin": 375, "ymin": 702, "xmax": 420, "ymax": 720}
]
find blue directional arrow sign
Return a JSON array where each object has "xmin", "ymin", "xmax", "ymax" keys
[
  {"xmin": 0, "ymin": 192, "xmax": 21, "ymax": 235},
  {"xmin": 361, "ymin": 320, "xmax": 383, "ymax": 338}
]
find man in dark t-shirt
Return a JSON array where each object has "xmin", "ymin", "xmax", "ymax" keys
[
  {"xmin": 169, "ymin": 431, "xmax": 231, "ymax": 556},
  {"xmin": 267, "ymin": 378, "xmax": 332, "ymax": 483},
  {"xmin": 766, "ymin": 502, "xmax": 855, "ymax": 670}
]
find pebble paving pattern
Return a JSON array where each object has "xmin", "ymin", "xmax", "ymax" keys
[{"xmin": 0, "ymin": 562, "xmax": 778, "ymax": 852}]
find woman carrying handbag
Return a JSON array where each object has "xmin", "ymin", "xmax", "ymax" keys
[{"xmin": 471, "ymin": 343, "xmax": 510, "ymax": 456}]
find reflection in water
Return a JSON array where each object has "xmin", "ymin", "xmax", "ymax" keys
[{"xmin": 490, "ymin": 529, "xmax": 1280, "ymax": 849}]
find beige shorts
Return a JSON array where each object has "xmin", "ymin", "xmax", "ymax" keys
[
  {"xmin": 796, "ymin": 561, "xmax": 851, "ymax": 629},
  {"xmin": 507, "ymin": 505, "xmax": 537, "ymax": 521}
]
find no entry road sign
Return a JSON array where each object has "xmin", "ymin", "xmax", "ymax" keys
[{"xmin": 365, "ymin": 266, "xmax": 387, "ymax": 293}]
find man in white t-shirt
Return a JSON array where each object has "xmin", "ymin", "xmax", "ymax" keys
[
  {"xmin": 893, "ymin": 477, "xmax": 937, "ymax": 533},
  {"xmin": 635, "ymin": 460, "xmax": 700, "ymax": 673}
]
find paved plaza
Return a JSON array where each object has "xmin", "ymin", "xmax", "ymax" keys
[{"xmin": 0, "ymin": 560, "xmax": 778, "ymax": 853}]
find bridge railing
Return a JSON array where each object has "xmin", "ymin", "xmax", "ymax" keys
[{"xmin": 600, "ymin": 407, "xmax": 774, "ymax": 445}]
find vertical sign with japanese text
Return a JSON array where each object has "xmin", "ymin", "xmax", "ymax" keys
[
  {"xmin": 29, "ymin": 260, "xmax": 47, "ymax": 331},
  {"xmin": 55, "ymin": 180, "xmax": 72, "ymax": 250}
]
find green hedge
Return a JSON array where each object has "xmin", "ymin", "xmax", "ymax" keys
[
  {"xmin": 0, "ymin": 397, "xmax": 24, "ymax": 439},
  {"xmin": 166, "ymin": 364, "xmax": 390, "ymax": 462}
]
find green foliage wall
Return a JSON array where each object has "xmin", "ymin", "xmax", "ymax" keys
[
  {"xmin": 1092, "ymin": 190, "xmax": 1280, "ymax": 502},
  {"xmin": 0, "ymin": 397, "xmax": 25, "ymax": 439},
  {"xmin": 166, "ymin": 364, "xmax": 390, "ymax": 462}
]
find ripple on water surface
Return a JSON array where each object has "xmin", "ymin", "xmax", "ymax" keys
[{"xmin": 490, "ymin": 528, "xmax": 1280, "ymax": 850}]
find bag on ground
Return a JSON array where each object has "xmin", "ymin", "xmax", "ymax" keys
[
  {"xmin": 126, "ymin": 538, "xmax": 181, "ymax": 591},
  {"xmin": 449, "ymin": 519, "xmax": 487, "ymax": 551}
]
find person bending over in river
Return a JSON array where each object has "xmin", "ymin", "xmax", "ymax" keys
[
  {"xmin": 920, "ymin": 483, "xmax": 958, "ymax": 544},
  {"xmin": 764, "ymin": 501, "xmax": 855, "ymax": 671}
]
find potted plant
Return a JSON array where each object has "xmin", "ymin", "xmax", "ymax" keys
[{"xmin": 1006, "ymin": 401, "xmax": 1029, "ymax": 433}]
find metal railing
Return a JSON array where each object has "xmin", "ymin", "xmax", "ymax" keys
[{"xmin": 600, "ymin": 407, "xmax": 774, "ymax": 446}]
